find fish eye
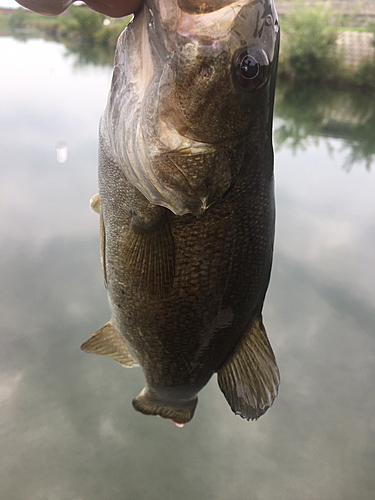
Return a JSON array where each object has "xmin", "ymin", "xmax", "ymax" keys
[
  {"xmin": 233, "ymin": 46, "xmax": 269, "ymax": 91},
  {"xmin": 240, "ymin": 55, "xmax": 259, "ymax": 80}
]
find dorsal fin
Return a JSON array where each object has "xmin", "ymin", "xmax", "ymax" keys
[
  {"xmin": 81, "ymin": 321, "xmax": 139, "ymax": 368},
  {"xmin": 217, "ymin": 314, "xmax": 279, "ymax": 420}
]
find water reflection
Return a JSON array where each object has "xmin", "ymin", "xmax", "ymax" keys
[
  {"xmin": 275, "ymin": 81, "xmax": 375, "ymax": 170},
  {"xmin": 1, "ymin": 37, "xmax": 375, "ymax": 500}
]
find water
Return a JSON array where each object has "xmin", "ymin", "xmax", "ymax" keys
[{"xmin": 1, "ymin": 37, "xmax": 374, "ymax": 500}]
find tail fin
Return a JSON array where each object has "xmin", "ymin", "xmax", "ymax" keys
[
  {"xmin": 132, "ymin": 388, "xmax": 197, "ymax": 425},
  {"xmin": 217, "ymin": 314, "xmax": 279, "ymax": 420}
]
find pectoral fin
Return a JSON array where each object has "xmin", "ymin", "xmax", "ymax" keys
[
  {"xmin": 81, "ymin": 321, "xmax": 139, "ymax": 368},
  {"xmin": 217, "ymin": 315, "xmax": 279, "ymax": 420},
  {"xmin": 123, "ymin": 209, "xmax": 175, "ymax": 295}
]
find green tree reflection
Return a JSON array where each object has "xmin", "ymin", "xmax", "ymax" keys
[{"xmin": 275, "ymin": 81, "xmax": 375, "ymax": 171}]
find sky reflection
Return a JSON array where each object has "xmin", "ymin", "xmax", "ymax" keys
[{"xmin": 1, "ymin": 37, "xmax": 375, "ymax": 500}]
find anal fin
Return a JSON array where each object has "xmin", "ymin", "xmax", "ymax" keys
[
  {"xmin": 217, "ymin": 315, "xmax": 280, "ymax": 420},
  {"xmin": 81, "ymin": 321, "xmax": 139, "ymax": 368}
]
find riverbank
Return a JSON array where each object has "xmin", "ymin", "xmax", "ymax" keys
[
  {"xmin": 0, "ymin": 5, "xmax": 131, "ymax": 65},
  {"xmin": 278, "ymin": 0, "xmax": 375, "ymax": 67},
  {"xmin": 1, "ymin": 2, "xmax": 375, "ymax": 88},
  {"xmin": 277, "ymin": 1, "xmax": 375, "ymax": 24}
]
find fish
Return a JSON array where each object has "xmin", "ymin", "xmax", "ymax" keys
[{"xmin": 81, "ymin": 0, "xmax": 280, "ymax": 425}]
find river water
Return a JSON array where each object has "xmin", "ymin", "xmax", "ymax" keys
[{"xmin": 1, "ymin": 37, "xmax": 375, "ymax": 500}]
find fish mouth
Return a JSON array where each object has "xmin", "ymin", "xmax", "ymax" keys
[
  {"xmin": 178, "ymin": 0, "xmax": 238, "ymax": 15},
  {"xmin": 152, "ymin": 0, "xmax": 250, "ymax": 40}
]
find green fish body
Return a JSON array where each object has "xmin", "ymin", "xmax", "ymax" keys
[{"xmin": 82, "ymin": 0, "xmax": 280, "ymax": 424}]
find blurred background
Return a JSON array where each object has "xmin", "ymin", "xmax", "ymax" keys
[{"xmin": 1, "ymin": 2, "xmax": 374, "ymax": 499}]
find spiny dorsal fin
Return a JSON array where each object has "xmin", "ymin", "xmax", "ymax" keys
[
  {"xmin": 81, "ymin": 321, "xmax": 139, "ymax": 368},
  {"xmin": 217, "ymin": 315, "xmax": 280, "ymax": 420},
  {"xmin": 123, "ymin": 212, "xmax": 175, "ymax": 296}
]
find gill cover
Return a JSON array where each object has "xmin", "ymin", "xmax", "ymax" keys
[{"xmin": 100, "ymin": 0, "xmax": 279, "ymax": 215}]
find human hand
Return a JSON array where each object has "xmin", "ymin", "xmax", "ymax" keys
[{"xmin": 15, "ymin": 0, "xmax": 144, "ymax": 18}]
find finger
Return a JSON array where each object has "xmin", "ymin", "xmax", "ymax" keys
[
  {"xmin": 15, "ymin": 0, "xmax": 143, "ymax": 17},
  {"xmin": 15, "ymin": 1, "xmax": 74, "ymax": 16},
  {"xmin": 85, "ymin": 0, "xmax": 143, "ymax": 17}
]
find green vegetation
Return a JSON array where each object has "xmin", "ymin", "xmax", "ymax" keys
[
  {"xmin": 55, "ymin": 7, "xmax": 131, "ymax": 64},
  {"xmin": 6, "ymin": 6, "xmax": 131, "ymax": 65},
  {"xmin": 0, "ymin": 13, "xmax": 9, "ymax": 33},
  {"xmin": 278, "ymin": 0, "xmax": 375, "ymax": 90},
  {"xmin": 370, "ymin": 22, "xmax": 375, "ymax": 49},
  {"xmin": 8, "ymin": 6, "xmax": 30, "ymax": 30},
  {"xmin": 354, "ymin": 57, "xmax": 375, "ymax": 90},
  {"xmin": 279, "ymin": 0, "xmax": 340, "ymax": 81}
]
